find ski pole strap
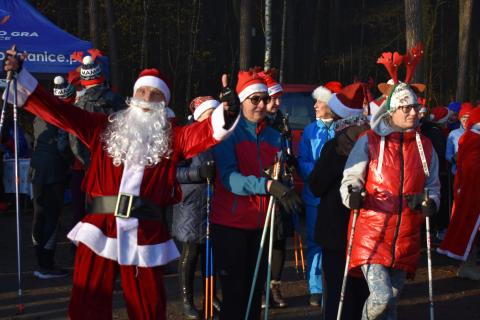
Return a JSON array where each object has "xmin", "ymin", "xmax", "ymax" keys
[{"xmin": 415, "ymin": 132, "xmax": 430, "ymax": 177}]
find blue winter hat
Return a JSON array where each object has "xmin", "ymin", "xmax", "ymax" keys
[{"xmin": 447, "ymin": 102, "xmax": 461, "ymax": 113}]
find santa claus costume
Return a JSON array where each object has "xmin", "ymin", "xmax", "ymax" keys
[
  {"xmin": 438, "ymin": 107, "xmax": 480, "ymax": 279},
  {"xmin": 4, "ymin": 67, "xmax": 238, "ymax": 320}
]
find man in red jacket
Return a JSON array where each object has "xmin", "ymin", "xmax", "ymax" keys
[
  {"xmin": 340, "ymin": 75, "xmax": 440, "ymax": 318},
  {"xmin": 4, "ymin": 51, "xmax": 239, "ymax": 320}
]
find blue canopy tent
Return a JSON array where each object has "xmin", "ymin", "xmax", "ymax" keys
[{"xmin": 0, "ymin": 0, "xmax": 95, "ymax": 74}]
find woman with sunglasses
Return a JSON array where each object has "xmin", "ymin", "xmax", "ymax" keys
[{"xmin": 210, "ymin": 69, "xmax": 302, "ymax": 320}]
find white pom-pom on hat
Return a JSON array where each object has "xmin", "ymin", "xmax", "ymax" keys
[
  {"xmin": 54, "ymin": 76, "xmax": 65, "ymax": 85},
  {"xmin": 82, "ymin": 55, "xmax": 94, "ymax": 65}
]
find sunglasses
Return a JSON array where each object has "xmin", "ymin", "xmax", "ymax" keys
[
  {"xmin": 397, "ymin": 104, "xmax": 420, "ymax": 114},
  {"xmin": 246, "ymin": 95, "xmax": 271, "ymax": 106}
]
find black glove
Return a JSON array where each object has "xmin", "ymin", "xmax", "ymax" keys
[
  {"xmin": 268, "ymin": 180, "xmax": 304, "ymax": 215},
  {"xmin": 348, "ymin": 186, "xmax": 365, "ymax": 210},
  {"xmin": 220, "ymin": 86, "xmax": 240, "ymax": 130},
  {"xmin": 422, "ymin": 198, "xmax": 437, "ymax": 217},
  {"xmin": 406, "ymin": 193, "xmax": 424, "ymax": 211},
  {"xmin": 198, "ymin": 161, "xmax": 216, "ymax": 180}
]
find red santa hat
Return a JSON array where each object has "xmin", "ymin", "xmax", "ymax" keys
[
  {"xmin": 327, "ymin": 83, "xmax": 366, "ymax": 119},
  {"xmin": 459, "ymin": 102, "xmax": 474, "ymax": 119},
  {"xmin": 429, "ymin": 106, "xmax": 450, "ymax": 124},
  {"xmin": 324, "ymin": 81, "xmax": 343, "ymax": 93},
  {"xmin": 264, "ymin": 75, "xmax": 283, "ymax": 97},
  {"xmin": 466, "ymin": 107, "xmax": 480, "ymax": 130},
  {"xmin": 236, "ymin": 70, "xmax": 268, "ymax": 103},
  {"xmin": 133, "ymin": 68, "xmax": 172, "ymax": 105},
  {"xmin": 189, "ymin": 96, "xmax": 220, "ymax": 120}
]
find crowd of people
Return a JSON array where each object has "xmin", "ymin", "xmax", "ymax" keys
[{"xmin": 1, "ymin": 43, "xmax": 479, "ymax": 320}]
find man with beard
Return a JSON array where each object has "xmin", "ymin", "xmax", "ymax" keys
[{"xmin": 3, "ymin": 52, "xmax": 240, "ymax": 320}]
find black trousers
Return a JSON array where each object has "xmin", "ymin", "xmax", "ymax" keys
[
  {"xmin": 32, "ymin": 182, "xmax": 65, "ymax": 268},
  {"xmin": 322, "ymin": 248, "xmax": 369, "ymax": 320},
  {"xmin": 271, "ymin": 239, "xmax": 286, "ymax": 281},
  {"xmin": 211, "ymin": 224, "xmax": 267, "ymax": 320}
]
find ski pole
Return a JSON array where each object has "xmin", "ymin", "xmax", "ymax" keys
[
  {"xmin": 293, "ymin": 231, "xmax": 299, "ymax": 276},
  {"xmin": 337, "ymin": 185, "xmax": 361, "ymax": 320},
  {"xmin": 424, "ymin": 188, "xmax": 435, "ymax": 320},
  {"xmin": 298, "ymin": 233, "xmax": 306, "ymax": 280},
  {"xmin": 245, "ymin": 152, "xmax": 282, "ymax": 320},
  {"xmin": 205, "ymin": 165, "xmax": 215, "ymax": 319}
]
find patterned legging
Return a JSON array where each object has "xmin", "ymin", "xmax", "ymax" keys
[{"xmin": 361, "ymin": 264, "xmax": 406, "ymax": 320}]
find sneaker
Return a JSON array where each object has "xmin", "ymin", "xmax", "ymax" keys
[
  {"xmin": 34, "ymin": 267, "xmax": 69, "ymax": 279},
  {"xmin": 457, "ymin": 264, "xmax": 480, "ymax": 281},
  {"xmin": 309, "ymin": 293, "xmax": 322, "ymax": 307}
]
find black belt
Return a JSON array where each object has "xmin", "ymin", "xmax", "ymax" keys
[{"xmin": 89, "ymin": 194, "xmax": 165, "ymax": 221}]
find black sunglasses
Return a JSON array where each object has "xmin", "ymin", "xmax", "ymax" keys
[
  {"xmin": 398, "ymin": 104, "xmax": 420, "ymax": 114},
  {"xmin": 246, "ymin": 95, "xmax": 271, "ymax": 106}
]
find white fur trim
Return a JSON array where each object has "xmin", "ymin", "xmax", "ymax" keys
[
  {"xmin": 312, "ymin": 86, "xmax": 332, "ymax": 104},
  {"xmin": 268, "ymin": 83, "xmax": 283, "ymax": 96},
  {"xmin": 68, "ymin": 221, "xmax": 180, "ymax": 267},
  {"xmin": 238, "ymin": 83, "xmax": 268, "ymax": 102},
  {"xmin": 210, "ymin": 102, "xmax": 239, "ymax": 141},
  {"xmin": 193, "ymin": 99, "xmax": 219, "ymax": 120},
  {"xmin": 436, "ymin": 214, "xmax": 480, "ymax": 261},
  {"xmin": 119, "ymin": 163, "xmax": 144, "ymax": 196},
  {"xmin": 328, "ymin": 93, "xmax": 364, "ymax": 119},
  {"xmin": 2, "ymin": 69, "xmax": 38, "ymax": 107},
  {"xmin": 133, "ymin": 75, "xmax": 171, "ymax": 104}
]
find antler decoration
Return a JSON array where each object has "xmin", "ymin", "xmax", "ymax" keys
[
  {"xmin": 71, "ymin": 51, "xmax": 84, "ymax": 63},
  {"xmin": 377, "ymin": 51, "xmax": 404, "ymax": 84},
  {"xmin": 87, "ymin": 48, "xmax": 103, "ymax": 61},
  {"xmin": 404, "ymin": 43, "xmax": 424, "ymax": 83}
]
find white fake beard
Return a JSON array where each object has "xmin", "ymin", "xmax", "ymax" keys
[{"xmin": 101, "ymin": 97, "xmax": 172, "ymax": 167}]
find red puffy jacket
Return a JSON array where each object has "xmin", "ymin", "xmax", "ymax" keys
[{"xmin": 348, "ymin": 130, "xmax": 433, "ymax": 277}]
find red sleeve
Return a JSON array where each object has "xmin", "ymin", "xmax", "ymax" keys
[
  {"xmin": 173, "ymin": 119, "xmax": 217, "ymax": 160},
  {"xmin": 24, "ymin": 85, "xmax": 106, "ymax": 148}
]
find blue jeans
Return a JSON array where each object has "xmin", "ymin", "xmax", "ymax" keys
[
  {"xmin": 361, "ymin": 264, "xmax": 406, "ymax": 320},
  {"xmin": 306, "ymin": 205, "xmax": 323, "ymax": 294}
]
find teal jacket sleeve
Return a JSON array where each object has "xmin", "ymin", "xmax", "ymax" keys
[{"xmin": 213, "ymin": 135, "xmax": 268, "ymax": 196}]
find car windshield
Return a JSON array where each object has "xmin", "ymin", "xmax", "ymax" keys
[{"xmin": 280, "ymin": 92, "xmax": 316, "ymax": 130}]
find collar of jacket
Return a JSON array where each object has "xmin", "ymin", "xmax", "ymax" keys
[
  {"xmin": 316, "ymin": 118, "xmax": 335, "ymax": 129},
  {"xmin": 241, "ymin": 115, "xmax": 267, "ymax": 135}
]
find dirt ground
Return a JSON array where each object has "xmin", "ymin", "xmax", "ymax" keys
[{"xmin": 0, "ymin": 204, "xmax": 479, "ymax": 320}]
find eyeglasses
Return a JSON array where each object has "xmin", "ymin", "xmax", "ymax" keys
[
  {"xmin": 397, "ymin": 104, "xmax": 420, "ymax": 114},
  {"xmin": 246, "ymin": 95, "xmax": 271, "ymax": 106}
]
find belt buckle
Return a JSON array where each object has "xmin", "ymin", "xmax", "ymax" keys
[{"xmin": 114, "ymin": 193, "xmax": 134, "ymax": 219}]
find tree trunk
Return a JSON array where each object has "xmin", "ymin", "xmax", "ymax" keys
[
  {"xmin": 239, "ymin": 0, "xmax": 253, "ymax": 70},
  {"xmin": 140, "ymin": 0, "xmax": 151, "ymax": 69},
  {"xmin": 264, "ymin": 0, "xmax": 272, "ymax": 71},
  {"xmin": 88, "ymin": 0, "xmax": 99, "ymax": 48},
  {"xmin": 456, "ymin": 0, "xmax": 473, "ymax": 102},
  {"xmin": 185, "ymin": 0, "xmax": 202, "ymax": 107},
  {"xmin": 77, "ymin": 0, "xmax": 85, "ymax": 38},
  {"xmin": 279, "ymin": 0, "xmax": 287, "ymax": 82},
  {"xmin": 104, "ymin": 0, "xmax": 120, "ymax": 91},
  {"xmin": 404, "ymin": 0, "xmax": 423, "ymax": 82}
]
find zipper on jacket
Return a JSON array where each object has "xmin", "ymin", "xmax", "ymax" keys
[{"xmin": 390, "ymin": 133, "xmax": 404, "ymax": 268}]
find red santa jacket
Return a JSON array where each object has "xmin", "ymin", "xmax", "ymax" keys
[
  {"xmin": 348, "ymin": 130, "xmax": 433, "ymax": 277},
  {"xmin": 10, "ymin": 69, "xmax": 234, "ymax": 267}
]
